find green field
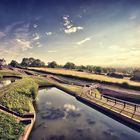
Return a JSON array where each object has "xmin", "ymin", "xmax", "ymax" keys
[{"xmin": 0, "ymin": 112, "xmax": 25, "ymax": 139}]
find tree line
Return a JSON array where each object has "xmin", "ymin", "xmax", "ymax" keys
[
  {"xmin": 9, "ymin": 58, "xmax": 45, "ymax": 67},
  {"xmin": 9, "ymin": 58, "xmax": 119, "ymax": 74},
  {"xmin": 9, "ymin": 58, "xmax": 135, "ymax": 78}
]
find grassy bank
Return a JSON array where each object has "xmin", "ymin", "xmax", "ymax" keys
[
  {"xmin": 0, "ymin": 69, "xmax": 84, "ymax": 140},
  {"xmin": 0, "ymin": 76, "xmax": 53, "ymax": 114},
  {"xmin": 54, "ymin": 82, "xmax": 82, "ymax": 95},
  {"xmin": 0, "ymin": 69, "xmax": 83, "ymax": 114},
  {"xmin": 0, "ymin": 69, "xmax": 22, "ymax": 78},
  {"xmin": 0, "ymin": 112, "xmax": 25, "ymax": 139},
  {"xmin": 29, "ymin": 67, "xmax": 140, "ymax": 90}
]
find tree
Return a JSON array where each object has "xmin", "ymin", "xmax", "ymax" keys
[
  {"xmin": 21, "ymin": 58, "xmax": 30, "ymax": 67},
  {"xmin": 77, "ymin": 65, "xmax": 86, "ymax": 71},
  {"xmin": 20, "ymin": 57, "xmax": 45, "ymax": 67},
  {"xmin": 48, "ymin": 61, "xmax": 58, "ymax": 68},
  {"xmin": 63, "ymin": 62, "xmax": 76, "ymax": 69},
  {"xmin": 30, "ymin": 59, "xmax": 45, "ymax": 67},
  {"xmin": 86, "ymin": 65, "xmax": 94, "ymax": 72},
  {"xmin": 9, "ymin": 60, "xmax": 19, "ymax": 67},
  {"xmin": 94, "ymin": 66, "xmax": 102, "ymax": 74}
]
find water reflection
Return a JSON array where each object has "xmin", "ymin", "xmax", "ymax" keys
[{"xmin": 29, "ymin": 88, "xmax": 140, "ymax": 140}]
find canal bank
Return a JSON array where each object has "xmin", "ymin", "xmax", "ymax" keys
[
  {"xmin": 42, "ymin": 83, "xmax": 140, "ymax": 132},
  {"xmin": 29, "ymin": 87, "xmax": 140, "ymax": 140},
  {"xmin": 38, "ymin": 83, "xmax": 140, "ymax": 132},
  {"xmin": 1, "ymin": 76, "xmax": 140, "ymax": 138}
]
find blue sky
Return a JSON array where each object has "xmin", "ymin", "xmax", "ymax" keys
[{"xmin": 0, "ymin": 0, "xmax": 140, "ymax": 67}]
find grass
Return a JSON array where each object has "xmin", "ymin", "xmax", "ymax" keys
[
  {"xmin": 0, "ymin": 75, "xmax": 53, "ymax": 114},
  {"xmin": 30, "ymin": 67, "xmax": 140, "ymax": 87},
  {"xmin": 55, "ymin": 82, "xmax": 83, "ymax": 95},
  {"xmin": 0, "ymin": 112, "xmax": 25, "ymax": 140},
  {"xmin": 0, "ymin": 70, "xmax": 82, "ymax": 114},
  {"xmin": 0, "ymin": 69, "xmax": 22, "ymax": 78},
  {"xmin": 0, "ymin": 69, "xmax": 85, "ymax": 139}
]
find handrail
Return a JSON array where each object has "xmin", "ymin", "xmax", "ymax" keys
[{"xmin": 102, "ymin": 94, "xmax": 140, "ymax": 107}]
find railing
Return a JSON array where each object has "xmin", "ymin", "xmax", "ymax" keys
[
  {"xmin": 102, "ymin": 94, "xmax": 140, "ymax": 113},
  {"xmin": 81, "ymin": 86, "xmax": 140, "ymax": 115}
]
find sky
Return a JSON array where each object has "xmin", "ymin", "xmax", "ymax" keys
[{"xmin": 0, "ymin": 0, "xmax": 140, "ymax": 67}]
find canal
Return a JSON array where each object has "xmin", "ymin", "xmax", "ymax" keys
[{"xmin": 29, "ymin": 88, "xmax": 140, "ymax": 140}]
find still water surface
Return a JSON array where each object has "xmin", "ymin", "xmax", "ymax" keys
[{"xmin": 29, "ymin": 88, "xmax": 140, "ymax": 140}]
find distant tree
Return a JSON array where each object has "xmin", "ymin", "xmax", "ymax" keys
[
  {"xmin": 94, "ymin": 66, "xmax": 102, "ymax": 74},
  {"xmin": 86, "ymin": 65, "xmax": 95, "ymax": 72},
  {"xmin": 28, "ymin": 57, "xmax": 35, "ymax": 65},
  {"xmin": 58, "ymin": 64, "xmax": 63, "ymax": 68},
  {"xmin": 30, "ymin": 59, "xmax": 45, "ymax": 67},
  {"xmin": 107, "ymin": 72, "xmax": 123, "ymax": 79},
  {"xmin": 9, "ymin": 60, "xmax": 19, "ymax": 67},
  {"xmin": 108, "ymin": 68, "xmax": 116, "ymax": 73},
  {"xmin": 102, "ymin": 68, "xmax": 108, "ymax": 74},
  {"xmin": 21, "ymin": 57, "xmax": 45, "ymax": 67},
  {"xmin": 48, "ymin": 61, "xmax": 58, "ymax": 68},
  {"xmin": 63, "ymin": 62, "xmax": 76, "ymax": 69},
  {"xmin": 21, "ymin": 58, "xmax": 30, "ymax": 67},
  {"xmin": 77, "ymin": 65, "xmax": 86, "ymax": 71}
]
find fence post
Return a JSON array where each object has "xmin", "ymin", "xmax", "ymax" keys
[
  {"xmin": 101, "ymin": 94, "xmax": 102, "ymax": 100},
  {"xmin": 124, "ymin": 102, "xmax": 126, "ymax": 108},
  {"xmin": 115, "ymin": 99, "xmax": 116, "ymax": 105},
  {"xmin": 134, "ymin": 105, "xmax": 136, "ymax": 112}
]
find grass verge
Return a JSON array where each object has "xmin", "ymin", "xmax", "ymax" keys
[
  {"xmin": 0, "ymin": 76, "xmax": 52, "ymax": 114},
  {"xmin": 0, "ymin": 112, "xmax": 25, "ymax": 140}
]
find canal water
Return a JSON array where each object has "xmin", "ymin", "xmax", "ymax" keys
[{"xmin": 29, "ymin": 88, "xmax": 140, "ymax": 140}]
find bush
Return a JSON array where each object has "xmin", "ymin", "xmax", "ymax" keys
[
  {"xmin": 0, "ymin": 112, "xmax": 25, "ymax": 139},
  {"xmin": 121, "ymin": 82, "xmax": 129, "ymax": 88},
  {"xmin": 107, "ymin": 72, "xmax": 124, "ymax": 79}
]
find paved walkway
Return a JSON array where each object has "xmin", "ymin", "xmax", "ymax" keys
[{"xmin": 80, "ymin": 85, "xmax": 140, "ymax": 123}]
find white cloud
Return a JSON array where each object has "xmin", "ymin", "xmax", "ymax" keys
[
  {"xmin": 45, "ymin": 101, "xmax": 52, "ymax": 105},
  {"xmin": 16, "ymin": 39, "xmax": 32, "ymax": 51},
  {"xmin": 63, "ymin": 15, "xmax": 84, "ymax": 34},
  {"xmin": 64, "ymin": 104, "xmax": 80, "ymax": 111},
  {"xmin": 33, "ymin": 33, "xmax": 40, "ymax": 40},
  {"xmin": 130, "ymin": 15, "xmax": 137, "ymax": 20},
  {"xmin": 77, "ymin": 37, "xmax": 92, "ymax": 45},
  {"xmin": 33, "ymin": 24, "xmax": 38, "ymax": 28},
  {"xmin": 129, "ymin": 12, "xmax": 138, "ymax": 20},
  {"xmin": 0, "ymin": 32, "xmax": 6, "ymax": 39},
  {"xmin": 36, "ymin": 42, "xmax": 42, "ymax": 48},
  {"xmin": 63, "ymin": 15, "xmax": 71, "ymax": 26},
  {"xmin": 64, "ymin": 26, "xmax": 83, "ymax": 34},
  {"xmin": 45, "ymin": 32, "xmax": 52, "ymax": 36},
  {"xmin": 47, "ymin": 50, "xmax": 57, "ymax": 53}
]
